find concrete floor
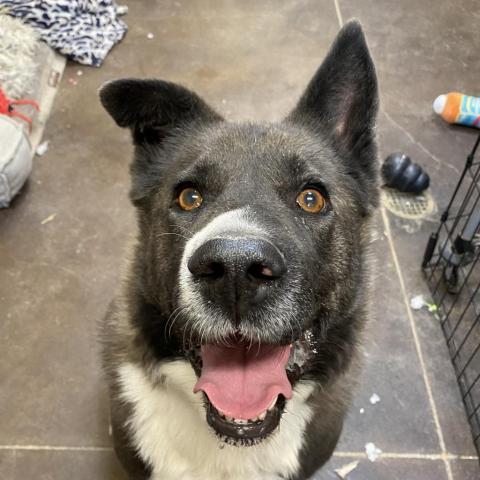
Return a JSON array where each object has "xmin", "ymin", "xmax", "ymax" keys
[{"xmin": 1, "ymin": 0, "xmax": 479, "ymax": 478}]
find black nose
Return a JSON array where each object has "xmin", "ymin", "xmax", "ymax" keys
[{"xmin": 187, "ymin": 238, "xmax": 286, "ymax": 319}]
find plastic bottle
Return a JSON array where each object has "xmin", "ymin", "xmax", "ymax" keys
[{"xmin": 433, "ymin": 92, "xmax": 480, "ymax": 128}]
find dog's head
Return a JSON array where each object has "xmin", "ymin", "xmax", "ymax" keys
[{"xmin": 101, "ymin": 21, "xmax": 378, "ymax": 445}]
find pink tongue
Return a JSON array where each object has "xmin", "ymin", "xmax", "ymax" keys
[{"xmin": 193, "ymin": 342, "xmax": 292, "ymax": 420}]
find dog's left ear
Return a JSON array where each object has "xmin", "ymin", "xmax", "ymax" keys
[{"xmin": 287, "ymin": 20, "xmax": 378, "ymax": 182}]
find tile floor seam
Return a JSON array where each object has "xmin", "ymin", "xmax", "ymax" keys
[
  {"xmin": 0, "ymin": 445, "xmax": 113, "ymax": 452},
  {"xmin": 333, "ymin": 452, "xmax": 479, "ymax": 461},
  {"xmin": 380, "ymin": 207, "xmax": 454, "ymax": 480},
  {"xmin": 331, "ymin": 4, "xmax": 455, "ymax": 478},
  {"xmin": 333, "ymin": 0, "xmax": 343, "ymax": 27},
  {"xmin": 0, "ymin": 445, "xmax": 476, "ymax": 462}
]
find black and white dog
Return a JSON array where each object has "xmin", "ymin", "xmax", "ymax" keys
[{"xmin": 99, "ymin": 20, "xmax": 378, "ymax": 480}]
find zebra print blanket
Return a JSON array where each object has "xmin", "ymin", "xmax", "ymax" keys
[{"xmin": 2, "ymin": 0, "xmax": 128, "ymax": 67}]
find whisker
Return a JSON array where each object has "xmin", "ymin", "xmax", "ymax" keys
[
  {"xmin": 182, "ymin": 314, "xmax": 195, "ymax": 351},
  {"xmin": 189, "ymin": 317, "xmax": 199, "ymax": 350},
  {"xmin": 199, "ymin": 320, "xmax": 207, "ymax": 347},
  {"xmin": 169, "ymin": 306, "xmax": 188, "ymax": 339},
  {"xmin": 171, "ymin": 223, "xmax": 194, "ymax": 238},
  {"xmin": 256, "ymin": 331, "xmax": 261, "ymax": 356},
  {"xmin": 157, "ymin": 232, "xmax": 190, "ymax": 241},
  {"xmin": 164, "ymin": 305, "xmax": 184, "ymax": 341},
  {"xmin": 248, "ymin": 329, "xmax": 254, "ymax": 352}
]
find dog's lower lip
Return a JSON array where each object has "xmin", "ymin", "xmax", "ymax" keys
[{"xmin": 205, "ymin": 395, "xmax": 285, "ymax": 444}]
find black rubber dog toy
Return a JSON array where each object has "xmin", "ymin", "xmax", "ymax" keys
[{"xmin": 381, "ymin": 153, "xmax": 430, "ymax": 194}]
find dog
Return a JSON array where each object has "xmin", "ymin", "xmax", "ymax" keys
[{"xmin": 99, "ymin": 20, "xmax": 378, "ymax": 480}]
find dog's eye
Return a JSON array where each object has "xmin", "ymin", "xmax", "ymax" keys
[
  {"xmin": 296, "ymin": 188, "xmax": 325, "ymax": 213},
  {"xmin": 177, "ymin": 187, "xmax": 203, "ymax": 211}
]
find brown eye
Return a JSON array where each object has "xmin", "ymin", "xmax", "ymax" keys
[
  {"xmin": 177, "ymin": 187, "xmax": 203, "ymax": 211},
  {"xmin": 296, "ymin": 188, "xmax": 326, "ymax": 213}
]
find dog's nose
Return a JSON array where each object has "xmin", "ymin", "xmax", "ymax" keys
[
  {"xmin": 187, "ymin": 238, "xmax": 286, "ymax": 318},
  {"xmin": 188, "ymin": 238, "xmax": 286, "ymax": 281}
]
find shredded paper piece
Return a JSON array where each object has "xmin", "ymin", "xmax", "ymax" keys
[
  {"xmin": 335, "ymin": 460, "xmax": 359, "ymax": 479},
  {"xmin": 41, "ymin": 213, "xmax": 57, "ymax": 225},
  {"xmin": 410, "ymin": 294, "xmax": 426, "ymax": 310},
  {"xmin": 35, "ymin": 140, "xmax": 49, "ymax": 156},
  {"xmin": 410, "ymin": 294, "xmax": 438, "ymax": 312},
  {"xmin": 365, "ymin": 442, "xmax": 382, "ymax": 462}
]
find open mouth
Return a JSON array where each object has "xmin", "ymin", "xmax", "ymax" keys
[{"xmin": 188, "ymin": 338, "xmax": 305, "ymax": 445}]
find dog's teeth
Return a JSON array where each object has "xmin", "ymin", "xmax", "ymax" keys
[
  {"xmin": 250, "ymin": 416, "xmax": 259, "ymax": 422},
  {"xmin": 258, "ymin": 410, "xmax": 267, "ymax": 421},
  {"xmin": 225, "ymin": 415, "xmax": 234, "ymax": 422},
  {"xmin": 233, "ymin": 418, "xmax": 248, "ymax": 424},
  {"xmin": 218, "ymin": 410, "xmax": 229, "ymax": 420},
  {"xmin": 267, "ymin": 397, "xmax": 277, "ymax": 411}
]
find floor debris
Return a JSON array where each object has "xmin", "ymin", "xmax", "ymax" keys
[
  {"xmin": 410, "ymin": 294, "xmax": 427, "ymax": 310},
  {"xmin": 147, "ymin": 32, "xmax": 155, "ymax": 39},
  {"xmin": 117, "ymin": 5, "xmax": 129, "ymax": 15},
  {"xmin": 410, "ymin": 294, "xmax": 438, "ymax": 313},
  {"xmin": 427, "ymin": 303, "xmax": 438, "ymax": 313},
  {"xmin": 359, "ymin": 408, "xmax": 365, "ymax": 414},
  {"xmin": 41, "ymin": 213, "xmax": 57, "ymax": 225},
  {"xmin": 365, "ymin": 442, "xmax": 382, "ymax": 462},
  {"xmin": 334, "ymin": 460, "xmax": 359, "ymax": 479},
  {"xmin": 35, "ymin": 140, "xmax": 49, "ymax": 156},
  {"xmin": 369, "ymin": 393, "xmax": 381, "ymax": 405}
]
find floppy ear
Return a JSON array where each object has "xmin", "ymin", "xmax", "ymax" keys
[
  {"xmin": 99, "ymin": 79, "xmax": 222, "ymax": 145},
  {"xmin": 287, "ymin": 21, "xmax": 378, "ymax": 183},
  {"xmin": 99, "ymin": 79, "xmax": 222, "ymax": 204}
]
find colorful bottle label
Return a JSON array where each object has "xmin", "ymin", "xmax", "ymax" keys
[{"xmin": 458, "ymin": 95, "xmax": 480, "ymax": 127}]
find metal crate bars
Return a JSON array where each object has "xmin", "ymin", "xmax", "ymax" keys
[{"xmin": 422, "ymin": 133, "xmax": 480, "ymax": 456}]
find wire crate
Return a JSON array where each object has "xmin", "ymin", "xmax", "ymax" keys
[{"xmin": 422, "ymin": 133, "xmax": 480, "ymax": 456}]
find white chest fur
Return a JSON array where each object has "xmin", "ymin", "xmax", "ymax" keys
[{"xmin": 117, "ymin": 360, "xmax": 314, "ymax": 480}]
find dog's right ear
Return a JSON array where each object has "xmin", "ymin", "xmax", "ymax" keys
[
  {"xmin": 99, "ymin": 79, "xmax": 222, "ymax": 145},
  {"xmin": 100, "ymin": 79, "xmax": 222, "ymax": 205}
]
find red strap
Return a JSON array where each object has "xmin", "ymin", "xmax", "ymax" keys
[
  {"xmin": 11, "ymin": 98, "xmax": 40, "ymax": 111},
  {"xmin": 0, "ymin": 85, "xmax": 40, "ymax": 129},
  {"xmin": 0, "ymin": 88, "xmax": 10, "ymax": 114}
]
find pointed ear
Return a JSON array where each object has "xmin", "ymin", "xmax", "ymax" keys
[
  {"xmin": 287, "ymin": 20, "xmax": 378, "ymax": 175},
  {"xmin": 99, "ymin": 79, "xmax": 222, "ymax": 145}
]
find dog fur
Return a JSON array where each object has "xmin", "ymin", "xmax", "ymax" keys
[{"xmin": 99, "ymin": 20, "xmax": 378, "ymax": 480}]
